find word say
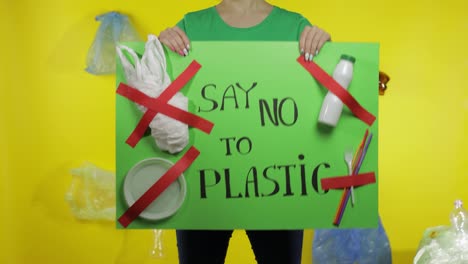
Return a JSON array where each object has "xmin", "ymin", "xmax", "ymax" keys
[{"xmin": 198, "ymin": 82, "xmax": 257, "ymax": 112}]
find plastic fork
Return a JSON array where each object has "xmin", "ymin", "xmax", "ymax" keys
[{"xmin": 344, "ymin": 148, "xmax": 355, "ymax": 206}]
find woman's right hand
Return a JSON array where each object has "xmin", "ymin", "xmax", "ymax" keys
[
  {"xmin": 159, "ymin": 27, "xmax": 190, "ymax": 56},
  {"xmin": 299, "ymin": 25, "xmax": 331, "ymax": 62}
]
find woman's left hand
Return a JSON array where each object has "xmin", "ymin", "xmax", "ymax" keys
[{"xmin": 299, "ymin": 25, "xmax": 331, "ymax": 61}]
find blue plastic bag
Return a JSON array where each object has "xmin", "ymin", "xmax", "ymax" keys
[
  {"xmin": 85, "ymin": 11, "xmax": 141, "ymax": 75},
  {"xmin": 313, "ymin": 217, "xmax": 392, "ymax": 264}
]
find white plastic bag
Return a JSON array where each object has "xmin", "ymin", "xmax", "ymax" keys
[{"xmin": 117, "ymin": 35, "xmax": 189, "ymax": 154}]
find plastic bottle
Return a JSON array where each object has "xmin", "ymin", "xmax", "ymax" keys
[
  {"xmin": 318, "ymin": 54, "xmax": 356, "ymax": 127},
  {"xmin": 450, "ymin": 199, "xmax": 468, "ymax": 234}
]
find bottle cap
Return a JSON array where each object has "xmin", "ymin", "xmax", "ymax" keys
[{"xmin": 341, "ymin": 54, "xmax": 356, "ymax": 63}]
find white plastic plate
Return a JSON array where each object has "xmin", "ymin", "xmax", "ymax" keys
[{"xmin": 123, "ymin": 158, "xmax": 186, "ymax": 221}]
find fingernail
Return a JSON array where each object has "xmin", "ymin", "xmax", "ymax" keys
[
  {"xmin": 310, "ymin": 54, "xmax": 314, "ymax": 61},
  {"xmin": 179, "ymin": 50, "xmax": 184, "ymax": 56},
  {"xmin": 183, "ymin": 48, "xmax": 188, "ymax": 56},
  {"xmin": 187, "ymin": 44, "xmax": 190, "ymax": 50},
  {"xmin": 300, "ymin": 48, "xmax": 304, "ymax": 54},
  {"xmin": 305, "ymin": 53, "xmax": 309, "ymax": 61},
  {"xmin": 315, "ymin": 50, "xmax": 319, "ymax": 56}
]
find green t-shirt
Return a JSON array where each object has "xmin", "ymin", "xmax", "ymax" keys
[{"xmin": 176, "ymin": 6, "xmax": 311, "ymax": 41}]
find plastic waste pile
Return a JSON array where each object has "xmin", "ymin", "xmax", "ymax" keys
[{"xmin": 414, "ymin": 199, "xmax": 468, "ymax": 264}]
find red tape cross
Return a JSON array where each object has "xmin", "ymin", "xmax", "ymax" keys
[
  {"xmin": 297, "ymin": 56, "xmax": 376, "ymax": 126},
  {"xmin": 118, "ymin": 146, "xmax": 200, "ymax": 228},
  {"xmin": 117, "ymin": 60, "xmax": 214, "ymax": 147},
  {"xmin": 321, "ymin": 172, "xmax": 376, "ymax": 190}
]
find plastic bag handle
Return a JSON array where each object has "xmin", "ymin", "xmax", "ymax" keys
[
  {"xmin": 116, "ymin": 44, "xmax": 144, "ymax": 81},
  {"xmin": 148, "ymin": 34, "xmax": 167, "ymax": 72},
  {"xmin": 413, "ymin": 246, "xmax": 425, "ymax": 264},
  {"xmin": 142, "ymin": 35, "xmax": 169, "ymax": 85}
]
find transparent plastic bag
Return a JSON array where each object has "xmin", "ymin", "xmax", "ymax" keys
[
  {"xmin": 65, "ymin": 162, "xmax": 115, "ymax": 221},
  {"xmin": 414, "ymin": 200, "xmax": 468, "ymax": 264},
  {"xmin": 115, "ymin": 229, "xmax": 165, "ymax": 264},
  {"xmin": 86, "ymin": 11, "xmax": 141, "ymax": 75},
  {"xmin": 312, "ymin": 217, "xmax": 392, "ymax": 264},
  {"xmin": 150, "ymin": 229, "xmax": 164, "ymax": 259}
]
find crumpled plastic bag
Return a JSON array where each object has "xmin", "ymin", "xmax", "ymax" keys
[
  {"xmin": 86, "ymin": 11, "xmax": 141, "ymax": 75},
  {"xmin": 414, "ymin": 200, "xmax": 468, "ymax": 264},
  {"xmin": 65, "ymin": 162, "xmax": 115, "ymax": 221},
  {"xmin": 117, "ymin": 35, "xmax": 189, "ymax": 154},
  {"xmin": 312, "ymin": 217, "xmax": 392, "ymax": 264}
]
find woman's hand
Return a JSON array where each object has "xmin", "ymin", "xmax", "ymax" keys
[
  {"xmin": 159, "ymin": 27, "xmax": 190, "ymax": 56},
  {"xmin": 299, "ymin": 25, "xmax": 331, "ymax": 61}
]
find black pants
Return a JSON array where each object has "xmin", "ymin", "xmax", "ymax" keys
[{"xmin": 176, "ymin": 230, "xmax": 303, "ymax": 264}]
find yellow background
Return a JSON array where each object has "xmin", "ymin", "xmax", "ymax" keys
[{"xmin": 1, "ymin": 0, "xmax": 467, "ymax": 263}]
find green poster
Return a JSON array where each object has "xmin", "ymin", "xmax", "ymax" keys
[{"xmin": 116, "ymin": 42, "xmax": 379, "ymax": 229}]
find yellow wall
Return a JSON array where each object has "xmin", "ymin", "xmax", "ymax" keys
[{"xmin": 1, "ymin": 0, "xmax": 467, "ymax": 263}]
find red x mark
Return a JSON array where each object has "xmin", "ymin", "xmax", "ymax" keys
[
  {"xmin": 321, "ymin": 172, "xmax": 376, "ymax": 190},
  {"xmin": 297, "ymin": 56, "xmax": 376, "ymax": 126},
  {"xmin": 321, "ymin": 172, "xmax": 376, "ymax": 226},
  {"xmin": 118, "ymin": 146, "xmax": 200, "ymax": 228},
  {"xmin": 117, "ymin": 60, "xmax": 214, "ymax": 147}
]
